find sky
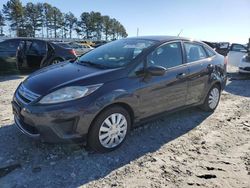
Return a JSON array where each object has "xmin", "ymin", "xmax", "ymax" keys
[{"xmin": 1, "ymin": 0, "xmax": 250, "ymax": 43}]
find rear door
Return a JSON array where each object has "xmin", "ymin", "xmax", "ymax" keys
[
  {"xmin": 0, "ymin": 39, "xmax": 20, "ymax": 64},
  {"xmin": 183, "ymin": 42, "xmax": 212, "ymax": 105},
  {"xmin": 0, "ymin": 39, "xmax": 21, "ymax": 72},
  {"xmin": 227, "ymin": 43, "xmax": 247, "ymax": 67},
  {"xmin": 138, "ymin": 41, "xmax": 189, "ymax": 118}
]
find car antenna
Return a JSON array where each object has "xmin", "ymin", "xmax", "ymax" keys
[{"xmin": 177, "ymin": 29, "xmax": 183, "ymax": 37}]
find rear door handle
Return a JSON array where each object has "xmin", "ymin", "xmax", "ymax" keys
[{"xmin": 176, "ymin": 72, "xmax": 186, "ymax": 79}]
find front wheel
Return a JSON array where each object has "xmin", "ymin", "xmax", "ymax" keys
[
  {"xmin": 87, "ymin": 106, "xmax": 131, "ymax": 153},
  {"xmin": 200, "ymin": 85, "xmax": 221, "ymax": 112}
]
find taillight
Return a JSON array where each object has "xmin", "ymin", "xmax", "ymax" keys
[{"xmin": 69, "ymin": 49, "xmax": 77, "ymax": 56}]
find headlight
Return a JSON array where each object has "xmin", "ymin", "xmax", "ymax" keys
[
  {"xmin": 242, "ymin": 55, "xmax": 250, "ymax": 62},
  {"xmin": 39, "ymin": 84, "xmax": 102, "ymax": 104}
]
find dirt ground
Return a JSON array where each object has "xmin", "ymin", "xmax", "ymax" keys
[{"xmin": 0, "ymin": 66, "xmax": 249, "ymax": 188}]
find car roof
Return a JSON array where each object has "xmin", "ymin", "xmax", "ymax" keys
[
  {"xmin": 126, "ymin": 35, "xmax": 193, "ymax": 42},
  {"xmin": 4, "ymin": 37, "xmax": 47, "ymax": 42}
]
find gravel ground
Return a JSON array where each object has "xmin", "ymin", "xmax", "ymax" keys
[{"xmin": 0, "ymin": 66, "xmax": 249, "ymax": 188}]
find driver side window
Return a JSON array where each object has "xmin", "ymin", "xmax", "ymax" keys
[{"xmin": 147, "ymin": 42, "xmax": 182, "ymax": 69}]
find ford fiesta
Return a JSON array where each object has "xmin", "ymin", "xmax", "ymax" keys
[{"xmin": 12, "ymin": 36, "xmax": 227, "ymax": 152}]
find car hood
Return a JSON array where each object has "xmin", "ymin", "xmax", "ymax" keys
[{"xmin": 23, "ymin": 62, "xmax": 124, "ymax": 95}]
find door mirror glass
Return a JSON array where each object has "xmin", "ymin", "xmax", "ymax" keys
[{"xmin": 146, "ymin": 65, "xmax": 166, "ymax": 76}]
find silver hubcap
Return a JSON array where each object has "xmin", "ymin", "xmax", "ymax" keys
[
  {"xmin": 99, "ymin": 113, "xmax": 128, "ymax": 148},
  {"xmin": 208, "ymin": 88, "xmax": 220, "ymax": 109}
]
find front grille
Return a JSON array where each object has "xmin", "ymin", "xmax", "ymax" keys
[{"xmin": 17, "ymin": 84, "xmax": 41, "ymax": 104}]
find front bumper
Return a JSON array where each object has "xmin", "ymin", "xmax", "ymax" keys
[
  {"xmin": 239, "ymin": 60, "xmax": 250, "ymax": 73},
  {"xmin": 12, "ymin": 94, "xmax": 96, "ymax": 143}
]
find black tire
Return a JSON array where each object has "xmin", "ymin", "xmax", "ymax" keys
[
  {"xmin": 87, "ymin": 105, "xmax": 131, "ymax": 153},
  {"xmin": 200, "ymin": 84, "xmax": 221, "ymax": 112}
]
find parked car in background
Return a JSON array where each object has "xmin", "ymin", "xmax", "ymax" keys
[
  {"xmin": 203, "ymin": 41, "xmax": 230, "ymax": 56},
  {"xmin": 80, "ymin": 40, "xmax": 95, "ymax": 47},
  {"xmin": 56, "ymin": 42, "xmax": 94, "ymax": 56},
  {"xmin": 239, "ymin": 54, "xmax": 250, "ymax": 73},
  {"xmin": 69, "ymin": 42, "xmax": 93, "ymax": 56},
  {"xmin": 92, "ymin": 40, "xmax": 108, "ymax": 48},
  {"xmin": 16, "ymin": 39, "xmax": 77, "ymax": 71},
  {"xmin": 12, "ymin": 36, "xmax": 227, "ymax": 152},
  {"xmin": 0, "ymin": 38, "xmax": 23, "ymax": 71},
  {"xmin": 227, "ymin": 43, "xmax": 248, "ymax": 67},
  {"xmin": 204, "ymin": 40, "xmax": 250, "ymax": 70},
  {"xmin": 216, "ymin": 42, "xmax": 230, "ymax": 56}
]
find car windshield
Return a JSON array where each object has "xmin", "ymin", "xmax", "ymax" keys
[{"xmin": 78, "ymin": 39, "xmax": 156, "ymax": 68}]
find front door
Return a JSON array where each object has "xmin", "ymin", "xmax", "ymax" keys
[
  {"xmin": 0, "ymin": 39, "xmax": 20, "ymax": 72},
  {"xmin": 138, "ymin": 42, "xmax": 189, "ymax": 118},
  {"xmin": 25, "ymin": 40, "xmax": 47, "ymax": 69}
]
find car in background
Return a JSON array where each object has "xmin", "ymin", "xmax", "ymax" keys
[
  {"xmin": 203, "ymin": 41, "xmax": 230, "ymax": 56},
  {"xmin": 56, "ymin": 42, "xmax": 94, "ymax": 56},
  {"xmin": 227, "ymin": 43, "xmax": 248, "ymax": 67},
  {"xmin": 239, "ymin": 54, "xmax": 250, "ymax": 73},
  {"xmin": 16, "ymin": 39, "xmax": 77, "ymax": 71},
  {"xmin": 75, "ymin": 43, "xmax": 94, "ymax": 55},
  {"xmin": 92, "ymin": 40, "xmax": 108, "ymax": 48},
  {"xmin": 80, "ymin": 40, "xmax": 95, "ymax": 47},
  {"xmin": 0, "ymin": 38, "xmax": 23, "ymax": 72},
  {"xmin": 12, "ymin": 36, "xmax": 227, "ymax": 152}
]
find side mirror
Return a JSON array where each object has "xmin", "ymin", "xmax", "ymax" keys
[{"xmin": 146, "ymin": 65, "xmax": 166, "ymax": 76}]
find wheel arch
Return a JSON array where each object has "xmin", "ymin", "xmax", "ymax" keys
[
  {"xmin": 87, "ymin": 102, "xmax": 135, "ymax": 134},
  {"xmin": 213, "ymin": 81, "xmax": 222, "ymax": 90}
]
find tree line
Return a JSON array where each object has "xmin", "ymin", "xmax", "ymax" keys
[{"xmin": 0, "ymin": 0, "xmax": 128, "ymax": 40}]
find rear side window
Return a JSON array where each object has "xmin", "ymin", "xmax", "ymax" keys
[
  {"xmin": 27, "ymin": 40, "xmax": 47, "ymax": 55},
  {"xmin": 184, "ymin": 43, "xmax": 207, "ymax": 63},
  {"xmin": 147, "ymin": 42, "xmax": 182, "ymax": 69},
  {"xmin": 204, "ymin": 46, "xmax": 216, "ymax": 57},
  {"xmin": 0, "ymin": 39, "xmax": 20, "ymax": 51}
]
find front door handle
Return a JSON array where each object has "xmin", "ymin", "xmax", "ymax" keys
[{"xmin": 176, "ymin": 72, "xmax": 186, "ymax": 79}]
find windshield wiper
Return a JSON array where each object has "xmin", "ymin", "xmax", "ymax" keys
[{"xmin": 78, "ymin": 60, "xmax": 109, "ymax": 69}]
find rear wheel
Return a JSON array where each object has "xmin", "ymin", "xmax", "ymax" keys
[
  {"xmin": 201, "ymin": 85, "xmax": 221, "ymax": 112},
  {"xmin": 87, "ymin": 106, "xmax": 131, "ymax": 153}
]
